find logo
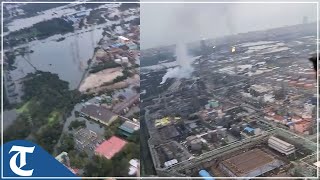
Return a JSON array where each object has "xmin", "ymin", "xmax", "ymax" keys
[{"xmin": 9, "ymin": 145, "xmax": 35, "ymax": 176}]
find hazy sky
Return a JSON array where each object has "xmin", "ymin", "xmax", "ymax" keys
[{"xmin": 140, "ymin": 2, "xmax": 317, "ymax": 49}]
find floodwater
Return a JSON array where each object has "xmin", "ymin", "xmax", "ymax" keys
[
  {"xmin": 6, "ymin": 4, "xmax": 78, "ymax": 32},
  {"xmin": 10, "ymin": 26, "xmax": 104, "ymax": 89},
  {"xmin": 5, "ymin": 3, "xmax": 121, "ymax": 34},
  {"xmin": 4, "ymin": 22, "xmax": 104, "ymax": 131},
  {"xmin": 3, "ymin": 3, "xmax": 124, "ymax": 131}
]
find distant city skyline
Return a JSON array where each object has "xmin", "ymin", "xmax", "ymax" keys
[{"xmin": 141, "ymin": 2, "xmax": 317, "ymax": 49}]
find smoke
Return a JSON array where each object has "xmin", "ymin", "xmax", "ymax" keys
[
  {"xmin": 141, "ymin": 3, "xmax": 316, "ymax": 49},
  {"xmin": 160, "ymin": 43, "xmax": 193, "ymax": 84}
]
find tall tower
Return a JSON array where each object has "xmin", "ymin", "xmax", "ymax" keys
[
  {"xmin": 231, "ymin": 46, "xmax": 237, "ymax": 74},
  {"xmin": 199, "ymin": 38, "xmax": 209, "ymax": 77}
]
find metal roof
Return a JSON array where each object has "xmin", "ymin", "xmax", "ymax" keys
[{"xmin": 244, "ymin": 126, "xmax": 254, "ymax": 133}]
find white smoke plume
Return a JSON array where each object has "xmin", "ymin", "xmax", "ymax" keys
[{"xmin": 160, "ymin": 42, "xmax": 193, "ymax": 84}]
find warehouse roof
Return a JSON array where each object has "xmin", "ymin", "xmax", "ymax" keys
[
  {"xmin": 221, "ymin": 149, "xmax": 282, "ymax": 177},
  {"xmin": 119, "ymin": 120, "xmax": 140, "ymax": 135},
  {"xmin": 81, "ymin": 105, "xmax": 116, "ymax": 124}
]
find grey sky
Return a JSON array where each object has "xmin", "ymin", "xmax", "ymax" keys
[{"xmin": 140, "ymin": 2, "xmax": 317, "ymax": 49}]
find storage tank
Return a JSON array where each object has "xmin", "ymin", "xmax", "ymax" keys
[
  {"xmin": 190, "ymin": 139, "xmax": 202, "ymax": 151},
  {"xmin": 218, "ymin": 128, "xmax": 227, "ymax": 137},
  {"xmin": 230, "ymin": 125, "xmax": 241, "ymax": 136},
  {"xmin": 199, "ymin": 170, "xmax": 215, "ymax": 180},
  {"xmin": 186, "ymin": 136, "xmax": 197, "ymax": 145},
  {"xmin": 162, "ymin": 147, "xmax": 174, "ymax": 160},
  {"xmin": 165, "ymin": 150, "xmax": 174, "ymax": 160},
  {"xmin": 208, "ymin": 130, "xmax": 218, "ymax": 142}
]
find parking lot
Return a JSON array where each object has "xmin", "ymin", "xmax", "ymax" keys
[{"xmin": 74, "ymin": 128, "xmax": 105, "ymax": 156}]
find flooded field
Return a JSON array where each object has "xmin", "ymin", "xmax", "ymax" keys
[{"xmin": 9, "ymin": 26, "xmax": 104, "ymax": 89}]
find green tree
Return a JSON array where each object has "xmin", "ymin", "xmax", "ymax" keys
[
  {"xmin": 83, "ymin": 155, "xmax": 113, "ymax": 177},
  {"xmin": 68, "ymin": 119, "xmax": 86, "ymax": 130},
  {"xmin": 57, "ymin": 133, "xmax": 74, "ymax": 152}
]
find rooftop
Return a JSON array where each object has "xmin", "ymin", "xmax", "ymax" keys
[
  {"xmin": 250, "ymin": 84, "xmax": 271, "ymax": 93},
  {"xmin": 81, "ymin": 105, "xmax": 116, "ymax": 124},
  {"xmin": 95, "ymin": 136, "xmax": 127, "ymax": 159},
  {"xmin": 119, "ymin": 120, "xmax": 140, "ymax": 134},
  {"xmin": 221, "ymin": 149, "xmax": 282, "ymax": 177},
  {"xmin": 55, "ymin": 152, "xmax": 68, "ymax": 164}
]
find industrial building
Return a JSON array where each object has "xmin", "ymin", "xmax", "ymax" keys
[
  {"xmin": 268, "ymin": 136, "xmax": 295, "ymax": 155},
  {"xmin": 186, "ymin": 136, "xmax": 203, "ymax": 151},
  {"xmin": 118, "ymin": 120, "xmax": 140, "ymax": 137},
  {"xmin": 159, "ymin": 125, "xmax": 180, "ymax": 140},
  {"xmin": 249, "ymin": 84, "xmax": 272, "ymax": 97},
  {"xmin": 219, "ymin": 149, "xmax": 284, "ymax": 177},
  {"xmin": 80, "ymin": 104, "xmax": 118, "ymax": 126},
  {"xmin": 142, "ymin": 22, "xmax": 318, "ymax": 178}
]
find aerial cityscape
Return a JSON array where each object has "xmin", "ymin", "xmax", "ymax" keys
[
  {"xmin": 3, "ymin": 2, "xmax": 140, "ymax": 177},
  {"xmin": 140, "ymin": 3, "xmax": 318, "ymax": 178},
  {"xmin": 1, "ymin": 1, "xmax": 319, "ymax": 179}
]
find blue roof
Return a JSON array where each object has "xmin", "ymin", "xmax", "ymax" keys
[
  {"xmin": 118, "ymin": 130, "xmax": 132, "ymax": 137},
  {"xmin": 199, "ymin": 170, "xmax": 214, "ymax": 180},
  {"xmin": 119, "ymin": 125, "xmax": 135, "ymax": 134},
  {"xmin": 118, "ymin": 121, "xmax": 139, "ymax": 135},
  {"xmin": 244, "ymin": 126, "xmax": 254, "ymax": 133}
]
